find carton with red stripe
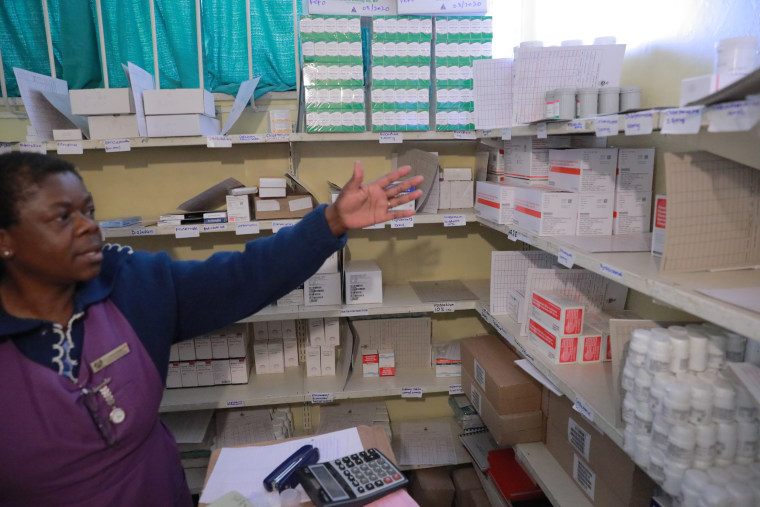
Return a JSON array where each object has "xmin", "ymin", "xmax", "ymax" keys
[
  {"xmin": 529, "ymin": 290, "xmax": 585, "ymax": 337},
  {"xmin": 528, "ymin": 318, "xmax": 579, "ymax": 364},
  {"xmin": 475, "ymin": 180, "xmax": 520, "ymax": 224},
  {"xmin": 547, "ymin": 148, "xmax": 618, "ymax": 193},
  {"xmin": 513, "ymin": 185, "xmax": 577, "ymax": 235}
]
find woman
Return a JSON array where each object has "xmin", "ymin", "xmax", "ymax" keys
[{"xmin": 0, "ymin": 152, "xmax": 422, "ymax": 506}]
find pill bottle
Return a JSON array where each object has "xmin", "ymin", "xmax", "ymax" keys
[
  {"xmin": 668, "ymin": 329, "xmax": 690, "ymax": 374},
  {"xmin": 724, "ymin": 332, "xmax": 747, "ymax": 362},
  {"xmin": 634, "ymin": 400, "xmax": 654, "ymax": 435},
  {"xmin": 705, "ymin": 332, "xmax": 727, "ymax": 371},
  {"xmin": 693, "ymin": 423, "xmax": 717, "ymax": 469},
  {"xmin": 662, "ymin": 461, "xmax": 689, "ymax": 496},
  {"xmin": 622, "ymin": 391, "xmax": 637, "ymax": 425},
  {"xmin": 680, "ymin": 469, "xmax": 708, "ymax": 507},
  {"xmin": 712, "ymin": 380, "xmax": 736, "ymax": 423},
  {"xmin": 575, "ymin": 87, "xmax": 598, "ymax": 118},
  {"xmin": 556, "ymin": 88, "xmax": 576, "ymax": 120},
  {"xmin": 648, "ymin": 448, "xmax": 666, "ymax": 483},
  {"xmin": 698, "ymin": 484, "xmax": 732, "ymax": 507},
  {"xmin": 651, "ymin": 414, "xmax": 670, "ymax": 452},
  {"xmin": 634, "ymin": 433, "xmax": 652, "ymax": 469},
  {"xmin": 715, "ymin": 420, "xmax": 738, "ymax": 466},
  {"xmin": 744, "ymin": 338, "xmax": 760, "ymax": 366},
  {"xmin": 726, "ymin": 463, "xmax": 754, "ymax": 483},
  {"xmin": 687, "ymin": 328, "xmax": 708, "ymax": 372},
  {"xmin": 623, "ymin": 423, "xmax": 637, "ymax": 456},
  {"xmin": 646, "ymin": 328, "xmax": 673, "ymax": 373},
  {"xmin": 725, "ymin": 482, "xmax": 755, "ymax": 507},
  {"xmin": 619, "ymin": 86, "xmax": 642, "ymax": 111},
  {"xmin": 634, "ymin": 368, "xmax": 653, "ymax": 402},
  {"xmin": 706, "ymin": 466, "xmax": 733, "ymax": 485},
  {"xmin": 714, "ymin": 36, "xmax": 758, "ymax": 75},
  {"xmin": 667, "ymin": 423, "xmax": 696, "ymax": 466},
  {"xmin": 735, "ymin": 420, "xmax": 759, "ymax": 465},
  {"xmin": 663, "ymin": 380, "xmax": 692, "ymax": 424},
  {"xmin": 649, "ymin": 372, "xmax": 671, "ymax": 413},
  {"xmin": 628, "ymin": 329, "xmax": 651, "ymax": 368},
  {"xmin": 690, "ymin": 380, "xmax": 714, "ymax": 425},
  {"xmin": 597, "ymin": 87, "xmax": 620, "ymax": 115},
  {"xmin": 622, "ymin": 362, "xmax": 638, "ymax": 391},
  {"xmin": 735, "ymin": 386, "xmax": 758, "ymax": 422}
]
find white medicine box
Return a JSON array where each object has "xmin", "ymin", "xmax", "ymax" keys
[
  {"xmin": 344, "ymin": 260, "xmax": 383, "ymax": 305},
  {"xmin": 142, "ymin": 88, "xmax": 215, "ymax": 116},
  {"xmin": 69, "ymin": 88, "xmax": 135, "ymax": 115},
  {"xmin": 145, "ymin": 114, "xmax": 220, "ymax": 138},
  {"xmin": 576, "ymin": 192, "xmax": 614, "ymax": 236},
  {"xmin": 226, "ymin": 195, "xmax": 252, "ymax": 223},
  {"xmin": 474, "ymin": 180, "xmax": 518, "ymax": 225},
  {"xmin": 324, "ymin": 317, "xmax": 340, "ymax": 347},
  {"xmin": 362, "ymin": 349, "xmax": 379, "ymax": 377},
  {"xmin": 548, "ymin": 148, "xmax": 618, "ymax": 193},
  {"xmin": 450, "ymin": 181, "xmax": 474, "ymax": 209},
  {"xmin": 230, "ymin": 357, "xmax": 250, "ymax": 384},
  {"xmin": 513, "ymin": 185, "xmax": 577, "ymax": 236},
  {"xmin": 194, "ymin": 335, "xmax": 212, "ymax": 360},
  {"xmin": 616, "ymin": 149, "xmax": 654, "ymax": 193},
  {"xmin": 530, "ymin": 290, "xmax": 585, "ymax": 337},
  {"xmin": 528, "ymin": 318, "xmax": 578, "ymax": 364},
  {"xmin": 321, "ymin": 346, "xmax": 336, "ymax": 376},
  {"xmin": 305, "ymin": 346, "xmax": 322, "ymax": 377},
  {"xmin": 613, "ymin": 191, "xmax": 652, "ymax": 235},
  {"xmin": 304, "ymin": 273, "xmax": 342, "ymax": 306},
  {"xmin": 308, "ymin": 318, "xmax": 326, "ymax": 347},
  {"xmin": 88, "ymin": 115, "xmax": 139, "ymax": 140}
]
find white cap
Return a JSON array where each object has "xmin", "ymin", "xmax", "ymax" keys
[
  {"xmin": 698, "ymin": 484, "xmax": 733, "ymax": 507},
  {"xmin": 725, "ymin": 482, "xmax": 755, "ymax": 507}
]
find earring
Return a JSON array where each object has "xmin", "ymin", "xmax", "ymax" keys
[{"xmin": 1, "ymin": 250, "xmax": 11, "ymax": 258}]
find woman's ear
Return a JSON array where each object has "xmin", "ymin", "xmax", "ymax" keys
[{"xmin": 0, "ymin": 229, "xmax": 14, "ymax": 260}]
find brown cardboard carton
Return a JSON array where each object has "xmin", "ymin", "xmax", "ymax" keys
[
  {"xmin": 451, "ymin": 466, "xmax": 481, "ymax": 507},
  {"xmin": 460, "ymin": 335, "xmax": 542, "ymax": 415},
  {"xmin": 253, "ymin": 194, "xmax": 314, "ymax": 220},
  {"xmin": 408, "ymin": 467, "xmax": 455, "ymax": 507},
  {"xmin": 462, "ymin": 487, "xmax": 489, "ymax": 507}
]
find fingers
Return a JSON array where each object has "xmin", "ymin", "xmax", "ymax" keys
[
  {"xmin": 372, "ymin": 165, "xmax": 413, "ymax": 189},
  {"xmin": 343, "ymin": 161, "xmax": 365, "ymax": 192},
  {"xmin": 387, "ymin": 188, "xmax": 423, "ymax": 208}
]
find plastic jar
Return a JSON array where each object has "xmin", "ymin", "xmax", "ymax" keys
[
  {"xmin": 744, "ymin": 339, "xmax": 760, "ymax": 366},
  {"xmin": 698, "ymin": 484, "xmax": 732, "ymax": 507},
  {"xmin": 664, "ymin": 381, "xmax": 692, "ymax": 424},
  {"xmin": 715, "ymin": 421, "xmax": 739, "ymax": 466},
  {"xmin": 706, "ymin": 466, "xmax": 733, "ymax": 485},
  {"xmin": 556, "ymin": 88, "xmax": 576, "ymax": 120},
  {"xmin": 619, "ymin": 85, "xmax": 642, "ymax": 111},
  {"xmin": 724, "ymin": 332, "xmax": 747, "ymax": 362},
  {"xmin": 693, "ymin": 423, "xmax": 717, "ymax": 469},
  {"xmin": 634, "ymin": 433, "xmax": 652, "ymax": 469},
  {"xmin": 690, "ymin": 381, "xmax": 714, "ymax": 425},
  {"xmin": 561, "ymin": 39, "xmax": 584, "ymax": 46},
  {"xmin": 651, "ymin": 415, "xmax": 670, "ymax": 452},
  {"xmin": 649, "ymin": 373, "xmax": 671, "ymax": 413},
  {"xmin": 669, "ymin": 329, "xmax": 690, "ymax": 374},
  {"xmin": 648, "ymin": 448, "xmax": 666, "ymax": 483},
  {"xmin": 706, "ymin": 332, "xmax": 727, "ymax": 371},
  {"xmin": 736, "ymin": 420, "xmax": 759, "ymax": 465},
  {"xmin": 647, "ymin": 329, "xmax": 673, "ymax": 373},
  {"xmin": 712, "ymin": 380, "xmax": 737, "ymax": 423},
  {"xmin": 624, "ymin": 423, "xmax": 637, "ymax": 456},
  {"xmin": 622, "ymin": 362, "xmax": 638, "ymax": 391},
  {"xmin": 634, "ymin": 368, "xmax": 653, "ymax": 402},
  {"xmin": 725, "ymin": 482, "xmax": 756, "ymax": 507},
  {"xmin": 714, "ymin": 36, "xmax": 758, "ymax": 75},
  {"xmin": 634, "ymin": 400, "xmax": 654, "ymax": 435},
  {"xmin": 667, "ymin": 423, "xmax": 696, "ymax": 466},
  {"xmin": 680, "ymin": 469, "xmax": 709, "ymax": 507},
  {"xmin": 726, "ymin": 464, "xmax": 754, "ymax": 483},
  {"xmin": 735, "ymin": 386, "xmax": 758, "ymax": 422},
  {"xmin": 628, "ymin": 329, "xmax": 651, "ymax": 367},
  {"xmin": 597, "ymin": 87, "xmax": 620, "ymax": 115},
  {"xmin": 662, "ymin": 461, "xmax": 689, "ymax": 496},
  {"xmin": 687, "ymin": 329, "xmax": 709, "ymax": 372},
  {"xmin": 576, "ymin": 87, "xmax": 599, "ymax": 118},
  {"xmin": 593, "ymin": 36, "xmax": 617, "ymax": 45},
  {"xmin": 545, "ymin": 90, "xmax": 556, "ymax": 119},
  {"xmin": 622, "ymin": 392, "xmax": 637, "ymax": 425}
]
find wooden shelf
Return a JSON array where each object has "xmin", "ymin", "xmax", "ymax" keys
[{"xmin": 514, "ymin": 442, "xmax": 593, "ymax": 507}]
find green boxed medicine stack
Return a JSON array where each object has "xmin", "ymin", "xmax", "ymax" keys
[
  {"xmin": 434, "ymin": 16, "xmax": 493, "ymax": 131},
  {"xmin": 370, "ymin": 16, "xmax": 433, "ymax": 132},
  {"xmin": 301, "ymin": 15, "xmax": 366, "ymax": 133}
]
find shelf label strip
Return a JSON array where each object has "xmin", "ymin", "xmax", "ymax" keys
[
  {"xmin": 105, "ymin": 139, "xmax": 131, "ymax": 152},
  {"xmin": 448, "ymin": 384, "xmax": 463, "ymax": 395},
  {"xmin": 558, "ymin": 247, "xmax": 575, "ymax": 268},
  {"xmin": 433, "ymin": 302, "xmax": 455, "ymax": 313},
  {"xmin": 379, "ymin": 132, "xmax": 403, "ymax": 144},
  {"xmin": 311, "ymin": 393, "xmax": 333, "ymax": 404},
  {"xmin": 443, "ymin": 215, "xmax": 466, "ymax": 227},
  {"xmin": 624, "ymin": 111, "xmax": 654, "ymax": 136},
  {"xmin": 235, "ymin": 222, "xmax": 260, "ymax": 235},
  {"xmin": 401, "ymin": 387, "xmax": 423, "ymax": 398}
]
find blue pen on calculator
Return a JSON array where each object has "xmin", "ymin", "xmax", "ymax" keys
[{"xmin": 263, "ymin": 444, "xmax": 320, "ymax": 492}]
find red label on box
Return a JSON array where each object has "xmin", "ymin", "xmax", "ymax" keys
[
  {"xmin": 606, "ymin": 336, "xmax": 612, "ymax": 360},
  {"xmin": 530, "ymin": 319, "xmax": 556, "ymax": 348},
  {"xmin": 515, "ymin": 205, "xmax": 542, "ymax": 218},
  {"xmin": 363, "ymin": 354, "xmax": 379, "ymax": 363},
  {"xmin": 655, "ymin": 198, "xmax": 667, "ymax": 228},
  {"xmin": 532, "ymin": 292, "xmax": 561, "ymax": 320},
  {"xmin": 436, "ymin": 359, "xmax": 461, "ymax": 365},
  {"xmin": 379, "ymin": 367, "xmax": 395, "ymax": 376},
  {"xmin": 564, "ymin": 308, "xmax": 583, "ymax": 335},
  {"xmin": 582, "ymin": 336, "xmax": 602, "ymax": 361},
  {"xmin": 476, "ymin": 197, "xmax": 501, "ymax": 209},
  {"xmin": 559, "ymin": 338, "xmax": 578, "ymax": 363},
  {"xmin": 550, "ymin": 165, "xmax": 581, "ymax": 175}
]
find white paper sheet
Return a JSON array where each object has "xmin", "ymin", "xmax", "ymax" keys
[
  {"xmin": 127, "ymin": 62, "xmax": 155, "ymax": 137},
  {"xmin": 41, "ymin": 90, "xmax": 90, "ymax": 138},
  {"xmin": 199, "ymin": 427, "xmax": 363, "ymax": 506},
  {"xmin": 696, "ymin": 286, "xmax": 760, "ymax": 314},
  {"xmin": 397, "ymin": 421, "xmax": 457, "ymax": 466},
  {"xmin": 515, "ymin": 359, "xmax": 563, "ymax": 396},
  {"xmin": 222, "ymin": 77, "xmax": 260, "ymax": 135},
  {"xmin": 13, "ymin": 68, "xmax": 74, "ymax": 141},
  {"xmin": 474, "ymin": 58, "xmax": 513, "ymax": 129}
]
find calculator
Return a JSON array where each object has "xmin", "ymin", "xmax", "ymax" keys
[{"xmin": 296, "ymin": 448, "xmax": 408, "ymax": 507}]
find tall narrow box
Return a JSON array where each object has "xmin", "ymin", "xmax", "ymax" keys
[
  {"xmin": 305, "ymin": 346, "xmax": 322, "ymax": 377},
  {"xmin": 576, "ymin": 192, "xmax": 614, "ymax": 236},
  {"xmin": 344, "ymin": 260, "xmax": 383, "ymax": 305}
]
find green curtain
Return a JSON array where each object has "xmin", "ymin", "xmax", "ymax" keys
[{"xmin": 0, "ymin": 1, "xmax": 53, "ymax": 96}]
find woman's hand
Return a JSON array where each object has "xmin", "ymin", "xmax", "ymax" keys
[{"xmin": 324, "ymin": 161, "xmax": 424, "ymax": 236}]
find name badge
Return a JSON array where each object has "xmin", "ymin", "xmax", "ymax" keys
[{"xmin": 90, "ymin": 343, "xmax": 130, "ymax": 373}]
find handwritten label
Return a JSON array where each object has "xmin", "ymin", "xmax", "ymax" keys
[
  {"xmin": 340, "ymin": 308, "xmax": 369, "ymax": 317},
  {"xmin": 507, "ymin": 229, "xmax": 518, "ymax": 242},
  {"xmin": 398, "ymin": 0, "xmax": 487, "ymax": 15},
  {"xmin": 558, "ymin": 247, "xmax": 575, "ymax": 268},
  {"xmin": 175, "ymin": 226, "xmax": 200, "ymax": 238},
  {"xmin": 105, "ymin": 139, "xmax": 131, "ymax": 152},
  {"xmin": 237, "ymin": 134, "xmax": 264, "ymax": 143},
  {"xmin": 391, "ymin": 217, "xmax": 414, "ymax": 228},
  {"xmin": 599, "ymin": 262, "xmax": 623, "ymax": 279},
  {"xmin": 479, "ymin": 129, "xmax": 493, "ymax": 137},
  {"xmin": 433, "ymin": 302, "xmax": 455, "ymax": 313},
  {"xmin": 206, "ymin": 135, "xmax": 232, "ymax": 148},
  {"xmin": 311, "ymin": 392, "xmax": 334, "ymax": 404},
  {"xmin": 226, "ymin": 400, "xmax": 244, "ymax": 407},
  {"xmin": 448, "ymin": 384, "xmax": 463, "ymax": 395},
  {"xmin": 566, "ymin": 120, "xmax": 586, "ymax": 131},
  {"xmin": 130, "ymin": 227, "xmax": 156, "ymax": 236},
  {"xmin": 401, "ymin": 387, "xmax": 423, "ymax": 398},
  {"xmin": 0, "ymin": 143, "xmax": 12, "ymax": 155},
  {"xmin": 272, "ymin": 220, "xmax": 298, "ymax": 232},
  {"xmin": 56, "ymin": 141, "xmax": 83, "ymax": 155},
  {"xmin": 624, "ymin": 111, "xmax": 654, "ymax": 136},
  {"xmin": 501, "ymin": 127, "xmax": 512, "ymax": 140},
  {"xmin": 536, "ymin": 122, "xmax": 548, "ymax": 139},
  {"xmin": 235, "ymin": 222, "xmax": 260, "ymax": 235},
  {"xmin": 379, "ymin": 131, "xmax": 403, "ymax": 144},
  {"xmin": 308, "ymin": 0, "xmax": 397, "ymax": 16},
  {"xmin": 707, "ymin": 99, "xmax": 760, "ymax": 132},
  {"xmin": 19, "ymin": 142, "xmax": 46, "ymax": 154},
  {"xmin": 573, "ymin": 396, "xmax": 594, "ymax": 422},
  {"xmin": 661, "ymin": 106, "xmax": 703, "ymax": 134},
  {"xmin": 594, "ymin": 115, "xmax": 619, "ymax": 137},
  {"xmin": 443, "ymin": 215, "xmax": 466, "ymax": 227},
  {"xmin": 202, "ymin": 224, "xmax": 227, "ymax": 233},
  {"xmin": 454, "ymin": 130, "xmax": 477, "ymax": 140},
  {"xmin": 265, "ymin": 133, "xmax": 290, "ymax": 142}
]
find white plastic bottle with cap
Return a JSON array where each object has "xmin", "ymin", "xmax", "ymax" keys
[
  {"xmin": 634, "ymin": 368, "xmax": 653, "ymax": 402},
  {"xmin": 634, "ymin": 400, "xmax": 654, "ymax": 435},
  {"xmin": 619, "ymin": 86, "xmax": 642, "ymax": 111},
  {"xmin": 622, "ymin": 362, "xmax": 638, "ymax": 392},
  {"xmin": 693, "ymin": 423, "xmax": 717, "ymax": 469},
  {"xmin": 622, "ymin": 391, "xmax": 637, "ymax": 425},
  {"xmin": 698, "ymin": 484, "xmax": 733, "ymax": 507},
  {"xmin": 634, "ymin": 433, "xmax": 652, "ymax": 469},
  {"xmin": 629, "ymin": 329, "xmax": 652, "ymax": 368},
  {"xmin": 735, "ymin": 386, "xmax": 758, "ymax": 422},
  {"xmin": 561, "ymin": 39, "xmax": 584, "ymax": 46},
  {"xmin": 576, "ymin": 87, "xmax": 599, "ymax": 118},
  {"xmin": 668, "ymin": 327, "xmax": 690, "ymax": 374},
  {"xmin": 725, "ymin": 482, "xmax": 756, "ymax": 507},
  {"xmin": 648, "ymin": 448, "xmax": 666, "ymax": 483},
  {"xmin": 705, "ymin": 331, "xmax": 727, "ymax": 371},
  {"xmin": 647, "ymin": 329, "xmax": 673, "ymax": 374},
  {"xmin": 649, "ymin": 373, "xmax": 672, "ymax": 413},
  {"xmin": 651, "ymin": 414, "xmax": 670, "ymax": 453},
  {"xmin": 680, "ymin": 468, "xmax": 709, "ymax": 507},
  {"xmin": 664, "ymin": 380, "xmax": 692, "ymax": 424},
  {"xmin": 724, "ymin": 332, "xmax": 747, "ymax": 362},
  {"xmin": 662, "ymin": 461, "xmax": 689, "ymax": 496},
  {"xmin": 597, "ymin": 87, "xmax": 621, "ymax": 115},
  {"xmin": 726, "ymin": 463, "xmax": 755, "ymax": 483},
  {"xmin": 736, "ymin": 420, "xmax": 759, "ymax": 465},
  {"xmin": 715, "ymin": 420, "xmax": 739, "ymax": 466},
  {"xmin": 744, "ymin": 338, "xmax": 760, "ymax": 366},
  {"xmin": 593, "ymin": 36, "xmax": 617, "ymax": 45},
  {"xmin": 712, "ymin": 379, "xmax": 737, "ymax": 423},
  {"xmin": 624, "ymin": 423, "xmax": 638, "ymax": 456},
  {"xmin": 687, "ymin": 328, "xmax": 709, "ymax": 372},
  {"xmin": 667, "ymin": 423, "xmax": 696, "ymax": 466},
  {"xmin": 690, "ymin": 380, "xmax": 714, "ymax": 425},
  {"xmin": 706, "ymin": 466, "xmax": 733, "ymax": 485},
  {"xmin": 557, "ymin": 88, "xmax": 576, "ymax": 120}
]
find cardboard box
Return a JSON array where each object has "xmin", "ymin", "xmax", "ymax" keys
[
  {"xmin": 460, "ymin": 335, "xmax": 542, "ymax": 415},
  {"xmin": 362, "ymin": 349, "xmax": 379, "ymax": 377},
  {"xmin": 320, "ymin": 346, "xmax": 336, "ymax": 376},
  {"xmin": 167, "ymin": 362, "xmax": 182, "ymax": 388},
  {"xmin": 70, "ymin": 88, "xmax": 135, "ymax": 115},
  {"xmin": 616, "ymin": 149, "xmax": 654, "ymax": 193},
  {"xmin": 194, "ymin": 336, "xmax": 212, "ymax": 360},
  {"xmin": 146, "ymin": 113, "xmax": 220, "ymax": 137},
  {"xmin": 259, "ymin": 187, "xmax": 287, "ymax": 198},
  {"xmin": 577, "ymin": 192, "xmax": 614, "ymax": 236},
  {"xmin": 229, "ymin": 357, "xmax": 250, "ymax": 384},
  {"xmin": 305, "ymin": 346, "xmax": 322, "ymax": 377},
  {"xmin": 378, "ymin": 349, "xmax": 395, "ymax": 376},
  {"xmin": 651, "ymin": 194, "xmax": 666, "ymax": 256},
  {"xmin": 461, "ymin": 369, "xmax": 544, "ymax": 446},
  {"xmin": 212, "ymin": 359, "xmax": 232, "ymax": 384},
  {"xmin": 528, "ymin": 318, "xmax": 579, "ymax": 364},
  {"xmin": 196, "ymin": 360, "xmax": 214, "ymax": 386},
  {"xmin": 304, "ymin": 272, "xmax": 342, "ymax": 306},
  {"xmin": 88, "ymin": 114, "xmax": 139, "ymax": 140},
  {"xmin": 450, "ymin": 180, "xmax": 474, "ymax": 208},
  {"xmin": 475, "ymin": 180, "xmax": 518, "ymax": 225},
  {"xmin": 451, "ymin": 467, "xmax": 481, "ymax": 507},
  {"xmin": 548, "ymin": 148, "xmax": 618, "ymax": 193},
  {"xmin": 142, "ymin": 88, "xmax": 215, "ymax": 116},
  {"xmin": 408, "ymin": 467, "xmax": 455, "ymax": 507},
  {"xmin": 226, "ymin": 195, "xmax": 252, "ymax": 223},
  {"xmin": 513, "ymin": 185, "xmax": 577, "ymax": 236},
  {"xmin": 613, "ymin": 191, "xmax": 651, "ymax": 235},
  {"xmin": 344, "ymin": 260, "xmax": 383, "ymax": 305},
  {"xmin": 530, "ymin": 290, "xmax": 585, "ymax": 337},
  {"xmin": 254, "ymin": 195, "xmax": 314, "ymax": 220}
]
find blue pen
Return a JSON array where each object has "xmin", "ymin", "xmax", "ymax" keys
[{"xmin": 263, "ymin": 444, "xmax": 321, "ymax": 492}]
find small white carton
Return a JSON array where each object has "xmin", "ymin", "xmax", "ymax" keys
[
  {"xmin": 69, "ymin": 88, "xmax": 135, "ymax": 115},
  {"xmin": 324, "ymin": 317, "xmax": 340, "ymax": 347},
  {"xmin": 230, "ymin": 357, "xmax": 250, "ymax": 384},
  {"xmin": 177, "ymin": 340, "xmax": 196, "ymax": 361},
  {"xmin": 577, "ymin": 327, "xmax": 604, "ymax": 364},
  {"xmin": 267, "ymin": 321, "xmax": 283, "ymax": 340},
  {"xmin": 344, "ymin": 260, "xmax": 383, "ymax": 305},
  {"xmin": 253, "ymin": 341, "xmax": 270, "ymax": 374},
  {"xmin": 362, "ymin": 349, "xmax": 379, "ymax": 377},
  {"xmin": 259, "ymin": 187, "xmax": 287, "ymax": 198},
  {"xmin": 194, "ymin": 336, "xmax": 212, "ymax": 360},
  {"xmin": 267, "ymin": 339, "xmax": 284, "ymax": 373},
  {"xmin": 304, "ymin": 273, "xmax": 342, "ymax": 306},
  {"xmin": 576, "ymin": 192, "xmax": 614, "ymax": 236},
  {"xmin": 513, "ymin": 185, "xmax": 577, "ymax": 236},
  {"xmin": 317, "ymin": 251, "xmax": 340, "ymax": 274},
  {"xmin": 321, "ymin": 346, "xmax": 336, "ymax": 376},
  {"xmin": 212, "ymin": 359, "xmax": 232, "ymax": 385},
  {"xmin": 651, "ymin": 194, "xmax": 667, "ymax": 256},
  {"xmin": 450, "ymin": 180, "xmax": 474, "ymax": 208},
  {"xmin": 166, "ymin": 363, "xmax": 182, "ymax": 388},
  {"xmin": 474, "ymin": 181, "xmax": 518, "ymax": 225},
  {"xmin": 443, "ymin": 168, "xmax": 472, "ymax": 181},
  {"xmin": 169, "ymin": 344, "xmax": 180, "ymax": 362},
  {"xmin": 226, "ymin": 195, "xmax": 252, "ymax": 223},
  {"xmin": 226, "ymin": 328, "xmax": 248, "ymax": 358},
  {"xmin": 253, "ymin": 321, "xmax": 269, "ymax": 341},
  {"xmin": 305, "ymin": 346, "xmax": 322, "ymax": 377},
  {"xmin": 530, "ymin": 290, "xmax": 585, "ymax": 337},
  {"xmin": 439, "ymin": 180, "xmax": 452, "ymax": 209},
  {"xmin": 180, "ymin": 362, "xmax": 198, "ymax": 388},
  {"xmin": 278, "ymin": 288, "xmax": 304, "ymax": 307},
  {"xmin": 548, "ymin": 148, "xmax": 618, "ymax": 193},
  {"xmin": 281, "ymin": 320, "xmax": 297, "ymax": 340},
  {"xmin": 88, "ymin": 115, "xmax": 139, "ymax": 140},
  {"xmin": 211, "ymin": 335, "xmax": 229, "ymax": 359},
  {"xmin": 142, "ymin": 88, "xmax": 215, "ymax": 116},
  {"xmin": 613, "ymin": 191, "xmax": 651, "ymax": 235},
  {"xmin": 528, "ymin": 318, "xmax": 578, "ymax": 364},
  {"xmin": 616, "ymin": 149, "xmax": 655, "ymax": 193},
  {"xmin": 679, "ymin": 73, "xmax": 745, "ymax": 106},
  {"xmin": 145, "ymin": 114, "xmax": 220, "ymax": 137},
  {"xmin": 196, "ymin": 360, "xmax": 214, "ymax": 386},
  {"xmin": 379, "ymin": 349, "xmax": 395, "ymax": 376},
  {"xmin": 308, "ymin": 318, "xmax": 326, "ymax": 347},
  {"xmin": 283, "ymin": 337, "xmax": 299, "ymax": 368},
  {"xmin": 53, "ymin": 129, "xmax": 83, "ymax": 141}
]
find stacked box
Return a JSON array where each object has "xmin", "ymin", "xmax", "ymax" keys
[
  {"xmin": 433, "ymin": 16, "xmax": 492, "ymax": 131},
  {"xmin": 301, "ymin": 15, "xmax": 366, "ymax": 132},
  {"xmin": 614, "ymin": 149, "xmax": 654, "ymax": 235},
  {"xmin": 370, "ymin": 16, "xmax": 433, "ymax": 132}
]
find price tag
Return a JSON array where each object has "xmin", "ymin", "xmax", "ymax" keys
[
  {"xmin": 130, "ymin": 227, "xmax": 156, "ymax": 236},
  {"xmin": 594, "ymin": 115, "xmax": 619, "ymax": 137},
  {"xmin": 479, "ymin": 129, "xmax": 493, "ymax": 137},
  {"xmin": 661, "ymin": 106, "xmax": 703, "ymax": 134},
  {"xmin": 175, "ymin": 225, "xmax": 200, "ymax": 238},
  {"xmin": 454, "ymin": 130, "xmax": 477, "ymax": 140},
  {"xmin": 558, "ymin": 247, "xmax": 575, "ymax": 268},
  {"xmin": 379, "ymin": 132, "xmax": 403, "ymax": 144},
  {"xmin": 501, "ymin": 127, "xmax": 512, "ymax": 140},
  {"xmin": 391, "ymin": 217, "xmax": 414, "ymax": 228},
  {"xmin": 0, "ymin": 142, "xmax": 12, "ymax": 155},
  {"xmin": 202, "ymin": 223, "xmax": 227, "ymax": 233},
  {"xmin": 433, "ymin": 302, "xmax": 455, "ymax": 313},
  {"xmin": 311, "ymin": 393, "xmax": 333, "ymax": 404},
  {"xmin": 19, "ymin": 142, "xmax": 46, "ymax": 154},
  {"xmin": 226, "ymin": 400, "xmax": 244, "ymax": 407},
  {"xmin": 265, "ymin": 133, "xmax": 290, "ymax": 142},
  {"xmin": 272, "ymin": 220, "xmax": 298, "ymax": 232},
  {"xmin": 237, "ymin": 134, "xmax": 264, "ymax": 143},
  {"xmin": 443, "ymin": 215, "xmax": 466, "ymax": 227},
  {"xmin": 340, "ymin": 308, "xmax": 369, "ymax": 317},
  {"xmin": 235, "ymin": 222, "xmax": 260, "ymax": 235},
  {"xmin": 56, "ymin": 141, "xmax": 83, "ymax": 155},
  {"xmin": 105, "ymin": 139, "xmax": 131, "ymax": 152},
  {"xmin": 624, "ymin": 111, "xmax": 654, "ymax": 136},
  {"xmin": 708, "ymin": 99, "xmax": 760, "ymax": 132},
  {"xmin": 401, "ymin": 387, "xmax": 423, "ymax": 398},
  {"xmin": 206, "ymin": 135, "xmax": 232, "ymax": 148},
  {"xmin": 566, "ymin": 120, "xmax": 586, "ymax": 131},
  {"xmin": 507, "ymin": 229, "xmax": 518, "ymax": 242},
  {"xmin": 573, "ymin": 396, "xmax": 594, "ymax": 422},
  {"xmin": 599, "ymin": 262, "xmax": 623, "ymax": 279},
  {"xmin": 448, "ymin": 384, "xmax": 464, "ymax": 395},
  {"xmin": 536, "ymin": 122, "xmax": 548, "ymax": 139}
]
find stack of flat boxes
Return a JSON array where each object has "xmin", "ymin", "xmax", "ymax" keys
[
  {"xmin": 438, "ymin": 168, "xmax": 474, "ymax": 209},
  {"xmin": 167, "ymin": 324, "xmax": 250, "ymax": 387},
  {"xmin": 433, "ymin": 16, "xmax": 492, "ymax": 131},
  {"xmin": 304, "ymin": 317, "xmax": 340, "ymax": 377},
  {"xmin": 300, "ymin": 15, "xmax": 366, "ymax": 133},
  {"xmin": 502, "ymin": 136, "xmax": 571, "ymax": 186},
  {"xmin": 370, "ymin": 16, "xmax": 433, "ymax": 132},
  {"xmin": 142, "ymin": 88, "xmax": 220, "ymax": 137},
  {"xmin": 252, "ymin": 319, "xmax": 298, "ymax": 374},
  {"xmin": 69, "ymin": 88, "xmax": 138, "ymax": 140},
  {"xmin": 303, "ymin": 251, "xmax": 342, "ymax": 307}
]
